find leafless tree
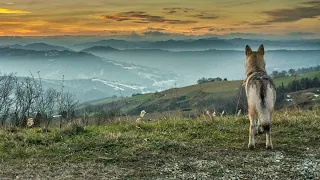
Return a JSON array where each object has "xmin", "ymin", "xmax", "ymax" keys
[
  {"xmin": 43, "ymin": 88, "xmax": 58, "ymax": 128},
  {"xmin": 57, "ymin": 75, "xmax": 65, "ymax": 129},
  {"xmin": 62, "ymin": 92, "xmax": 79, "ymax": 121},
  {"xmin": 32, "ymin": 71, "xmax": 45, "ymax": 125},
  {"xmin": 0, "ymin": 73, "xmax": 15, "ymax": 126},
  {"xmin": 36, "ymin": 88, "xmax": 58, "ymax": 128},
  {"xmin": 11, "ymin": 76, "xmax": 40, "ymax": 127},
  {"xmin": 12, "ymin": 77, "xmax": 25, "ymax": 126},
  {"xmin": 56, "ymin": 75, "xmax": 79, "ymax": 128},
  {"xmin": 32, "ymin": 72, "xmax": 58, "ymax": 128},
  {"xmin": 0, "ymin": 71, "xmax": 78, "ymax": 128}
]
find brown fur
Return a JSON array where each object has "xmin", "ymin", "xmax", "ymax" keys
[
  {"xmin": 248, "ymin": 104, "xmax": 255, "ymax": 136},
  {"xmin": 244, "ymin": 44, "xmax": 275, "ymax": 150},
  {"xmin": 245, "ymin": 45, "xmax": 266, "ymax": 78}
]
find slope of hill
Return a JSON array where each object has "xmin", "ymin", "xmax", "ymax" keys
[
  {"xmin": 1, "ymin": 110, "xmax": 319, "ymax": 179},
  {"xmin": 82, "ymin": 79, "xmax": 242, "ymax": 108},
  {"xmin": 273, "ymin": 72, "xmax": 320, "ymax": 86},
  {"xmin": 83, "ymin": 71, "xmax": 320, "ymax": 115},
  {"xmin": 40, "ymin": 78, "xmax": 150, "ymax": 102}
]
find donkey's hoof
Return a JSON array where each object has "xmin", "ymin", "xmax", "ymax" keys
[
  {"xmin": 248, "ymin": 143, "xmax": 255, "ymax": 150},
  {"xmin": 266, "ymin": 144, "xmax": 273, "ymax": 150}
]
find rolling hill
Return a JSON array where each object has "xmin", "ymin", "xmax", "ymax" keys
[
  {"xmin": 273, "ymin": 71, "xmax": 320, "ymax": 86},
  {"xmin": 82, "ymin": 71, "xmax": 320, "ymax": 115},
  {"xmin": 0, "ymin": 47, "xmax": 181, "ymax": 102}
]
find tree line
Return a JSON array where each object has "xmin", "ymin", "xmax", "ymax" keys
[
  {"xmin": 272, "ymin": 65, "xmax": 320, "ymax": 78},
  {"xmin": 197, "ymin": 77, "xmax": 228, "ymax": 84},
  {"xmin": 275, "ymin": 76, "xmax": 320, "ymax": 108}
]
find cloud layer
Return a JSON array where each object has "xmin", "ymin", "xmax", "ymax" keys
[
  {"xmin": 100, "ymin": 11, "xmax": 198, "ymax": 24},
  {"xmin": 250, "ymin": 1, "xmax": 320, "ymax": 25},
  {"xmin": 0, "ymin": 0, "xmax": 319, "ymax": 36}
]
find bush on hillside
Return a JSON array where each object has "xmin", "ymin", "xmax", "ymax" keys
[{"xmin": 197, "ymin": 77, "xmax": 227, "ymax": 84}]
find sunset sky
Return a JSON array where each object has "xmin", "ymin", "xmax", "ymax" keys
[{"xmin": 1, "ymin": 0, "xmax": 320, "ymax": 37}]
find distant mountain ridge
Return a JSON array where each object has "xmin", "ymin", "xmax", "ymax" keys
[
  {"xmin": 2, "ymin": 43, "xmax": 72, "ymax": 51},
  {"xmin": 81, "ymin": 46, "xmax": 119, "ymax": 52},
  {"xmin": 73, "ymin": 38, "xmax": 320, "ymax": 51},
  {"xmin": 2, "ymin": 38, "xmax": 319, "ymax": 51},
  {"xmin": 0, "ymin": 47, "xmax": 89, "ymax": 57}
]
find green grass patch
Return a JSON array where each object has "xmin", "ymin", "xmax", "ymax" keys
[
  {"xmin": 1, "ymin": 109, "xmax": 320, "ymax": 179},
  {"xmin": 274, "ymin": 71, "xmax": 320, "ymax": 87}
]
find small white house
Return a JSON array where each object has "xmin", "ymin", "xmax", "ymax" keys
[
  {"xmin": 286, "ymin": 98, "xmax": 293, "ymax": 102},
  {"xmin": 53, "ymin": 115, "xmax": 62, "ymax": 118},
  {"xmin": 314, "ymin": 94, "xmax": 319, "ymax": 98},
  {"xmin": 286, "ymin": 94, "xmax": 291, "ymax": 98}
]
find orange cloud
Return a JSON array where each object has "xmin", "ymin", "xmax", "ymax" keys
[
  {"xmin": 14, "ymin": 29, "xmax": 39, "ymax": 34},
  {"xmin": 99, "ymin": 11, "xmax": 197, "ymax": 24},
  {"xmin": 0, "ymin": 8, "xmax": 30, "ymax": 14}
]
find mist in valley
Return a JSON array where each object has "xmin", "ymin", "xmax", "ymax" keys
[{"xmin": 1, "ymin": 37, "xmax": 319, "ymax": 102}]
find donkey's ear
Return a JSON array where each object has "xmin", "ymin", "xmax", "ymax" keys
[
  {"xmin": 258, "ymin": 44, "xmax": 264, "ymax": 55},
  {"xmin": 245, "ymin": 45, "xmax": 252, "ymax": 56}
]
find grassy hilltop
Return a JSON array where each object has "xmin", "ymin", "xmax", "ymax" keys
[{"xmin": 0, "ymin": 109, "xmax": 319, "ymax": 179}]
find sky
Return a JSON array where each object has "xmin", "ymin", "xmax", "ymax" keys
[{"xmin": 0, "ymin": 0, "xmax": 320, "ymax": 37}]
